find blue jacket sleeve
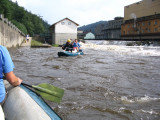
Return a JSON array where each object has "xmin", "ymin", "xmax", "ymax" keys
[{"xmin": 0, "ymin": 46, "xmax": 14, "ymax": 73}]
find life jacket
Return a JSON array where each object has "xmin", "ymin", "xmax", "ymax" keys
[
  {"xmin": 73, "ymin": 42, "xmax": 78, "ymax": 47},
  {"xmin": 0, "ymin": 54, "xmax": 3, "ymax": 79}
]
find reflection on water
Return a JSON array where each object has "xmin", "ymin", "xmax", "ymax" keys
[{"xmin": 10, "ymin": 40, "xmax": 160, "ymax": 120}]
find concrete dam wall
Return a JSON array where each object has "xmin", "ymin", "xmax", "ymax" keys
[{"xmin": 0, "ymin": 14, "xmax": 25, "ymax": 48}]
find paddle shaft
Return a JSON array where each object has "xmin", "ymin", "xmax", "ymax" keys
[
  {"xmin": 21, "ymin": 83, "xmax": 63, "ymax": 98},
  {"xmin": 21, "ymin": 83, "xmax": 32, "ymax": 88}
]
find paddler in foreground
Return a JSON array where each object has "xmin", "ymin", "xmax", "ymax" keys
[{"xmin": 0, "ymin": 45, "xmax": 23, "ymax": 120}]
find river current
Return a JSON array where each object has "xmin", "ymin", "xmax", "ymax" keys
[{"xmin": 9, "ymin": 40, "xmax": 160, "ymax": 120}]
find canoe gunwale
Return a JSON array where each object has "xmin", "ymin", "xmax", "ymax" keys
[
  {"xmin": 20, "ymin": 85, "xmax": 62, "ymax": 120},
  {"xmin": 58, "ymin": 51, "xmax": 84, "ymax": 57},
  {"xmin": 3, "ymin": 80, "xmax": 62, "ymax": 120}
]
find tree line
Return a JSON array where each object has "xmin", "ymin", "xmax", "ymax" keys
[{"xmin": 0, "ymin": 0, "xmax": 50, "ymax": 36}]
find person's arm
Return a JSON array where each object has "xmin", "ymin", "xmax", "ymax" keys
[
  {"xmin": 4, "ymin": 71, "xmax": 22, "ymax": 86},
  {"xmin": 1, "ymin": 46, "xmax": 22, "ymax": 86},
  {"xmin": 78, "ymin": 43, "xmax": 80, "ymax": 48}
]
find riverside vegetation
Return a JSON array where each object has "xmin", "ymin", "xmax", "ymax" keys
[
  {"xmin": 31, "ymin": 40, "xmax": 43, "ymax": 47},
  {"xmin": 31, "ymin": 40, "xmax": 57, "ymax": 48},
  {"xmin": 0, "ymin": 0, "xmax": 50, "ymax": 36}
]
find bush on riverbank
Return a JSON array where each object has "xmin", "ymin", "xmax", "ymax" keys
[
  {"xmin": 52, "ymin": 44, "xmax": 59, "ymax": 47},
  {"xmin": 31, "ymin": 40, "xmax": 43, "ymax": 47},
  {"xmin": 31, "ymin": 40, "xmax": 52, "ymax": 48}
]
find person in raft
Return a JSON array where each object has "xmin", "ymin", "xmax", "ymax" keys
[
  {"xmin": 62, "ymin": 39, "xmax": 73, "ymax": 51},
  {"xmin": 0, "ymin": 45, "xmax": 23, "ymax": 119},
  {"xmin": 72, "ymin": 39, "xmax": 81, "ymax": 52}
]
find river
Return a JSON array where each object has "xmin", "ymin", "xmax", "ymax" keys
[{"xmin": 9, "ymin": 40, "xmax": 160, "ymax": 120}]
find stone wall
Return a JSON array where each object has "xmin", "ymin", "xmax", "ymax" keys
[{"xmin": 0, "ymin": 14, "xmax": 25, "ymax": 48}]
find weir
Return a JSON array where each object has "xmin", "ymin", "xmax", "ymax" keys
[{"xmin": 0, "ymin": 14, "xmax": 25, "ymax": 48}]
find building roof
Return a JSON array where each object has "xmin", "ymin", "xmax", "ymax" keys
[{"xmin": 50, "ymin": 18, "xmax": 79, "ymax": 28}]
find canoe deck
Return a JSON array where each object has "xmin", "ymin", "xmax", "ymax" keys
[{"xmin": 3, "ymin": 81, "xmax": 61, "ymax": 120}]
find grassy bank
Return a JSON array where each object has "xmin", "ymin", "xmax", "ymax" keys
[
  {"xmin": 31, "ymin": 40, "xmax": 52, "ymax": 48},
  {"xmin": 31, "ymin": 40, "xmax": 43, "ymax": 47},
  {"xmin": 52, "ymin": 44, "xmax": 59, "ymax": 47}
]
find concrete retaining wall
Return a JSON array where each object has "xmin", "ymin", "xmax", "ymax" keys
[{"xmin": 0, "ymin": 14, "xmax": 25, "ymax": 48}]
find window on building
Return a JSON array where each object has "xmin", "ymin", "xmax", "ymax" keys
[
  {"xmin": 68, "ymin": 22, "xmax": 71, "ymax": 25},
  {"xmin": 142, "ymin": 22, "xmax": 145, "ymax": 26},
  {"xmin": 154, "ymin": 28, "xmax": 157, "ymax": 32},
  {"xmin": 147, "ymin": 28, "xmax": 150, "ymax": 32},
  {"xmin": 128, "ymin": 25, "xmax": 130, "ymax": 28},
  {"xmin": 61, "ymin": 22, "xmax": 65, "ymax": 25},
  {"xmin": 148, "ymin": 21, "xmax": 151, "ymax": 25},
  {"xmin": 142, "ymin": 29, "xmax": 144, "ymax": 33},
  {"xmin": 155, "ymin": 20, "xmax": 157, "ymax": 25}
]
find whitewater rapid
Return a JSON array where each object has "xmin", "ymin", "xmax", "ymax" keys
[{"xmin": 80, "ymin": 40, "xmax": 160, "ymax": 56}]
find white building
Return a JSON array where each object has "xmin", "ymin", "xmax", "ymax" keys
[{"xmin": 50, "ymin": 18, "xmax": 79, "ymax": 45}]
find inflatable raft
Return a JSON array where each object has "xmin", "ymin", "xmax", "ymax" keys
[
  {"xmin": 3, "ymin": 81, "xmax": 62, "ymax": 120},
  {"xmin": 58, "ymin": 51, "xmax": 84, "ymax": 57}
]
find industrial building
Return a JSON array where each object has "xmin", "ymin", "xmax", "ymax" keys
[{"xmin": 121, "ymin": 0, "xmax": 160, "ymax": 40}]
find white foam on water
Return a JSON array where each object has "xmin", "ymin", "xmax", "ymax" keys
[
  {"xmin": 138, "ymin": 109, "xmax": 160, "ymax": 115},
  {"xmin": 80, "ymin": 42, "xmax": 160, "ymax": 56},
  {"xmin": 120, "ymin": 95, "xmax": 160, "ymax": 104},
  {"xmin": 120, "ymin": 96, "xmax": 135, "ymax": 103},
  {"xmin": 118, "ymin": 107, "xmax": 160, "ymax": 116}
]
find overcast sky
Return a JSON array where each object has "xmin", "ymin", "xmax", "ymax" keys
[{"xmin": 11, "ymin": 0, "xmax": 141, "ymax": 26}]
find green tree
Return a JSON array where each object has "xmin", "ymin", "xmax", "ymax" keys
[
  {"xmin": 0, "ymin": 0, "xmax": 11, "ymax": 19},
  {"xmin": 0, "ymin": 0, "xmax": 50, "ymax": 36},
  {"xmin": 11, "ymin": 20, "xmax": 27, "ymax": 34}
]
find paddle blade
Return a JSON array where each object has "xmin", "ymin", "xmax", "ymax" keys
[
  {"xmin": 37, "ymin": 83, "xmax": 64, "ymax": 94},
  {"xmin": 35, "ymin": 90, "xmax": 62, "ymax": 103},
  {"xmin": 32, "ymin": 83, "xmax": 64, "ymax": 98}
]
